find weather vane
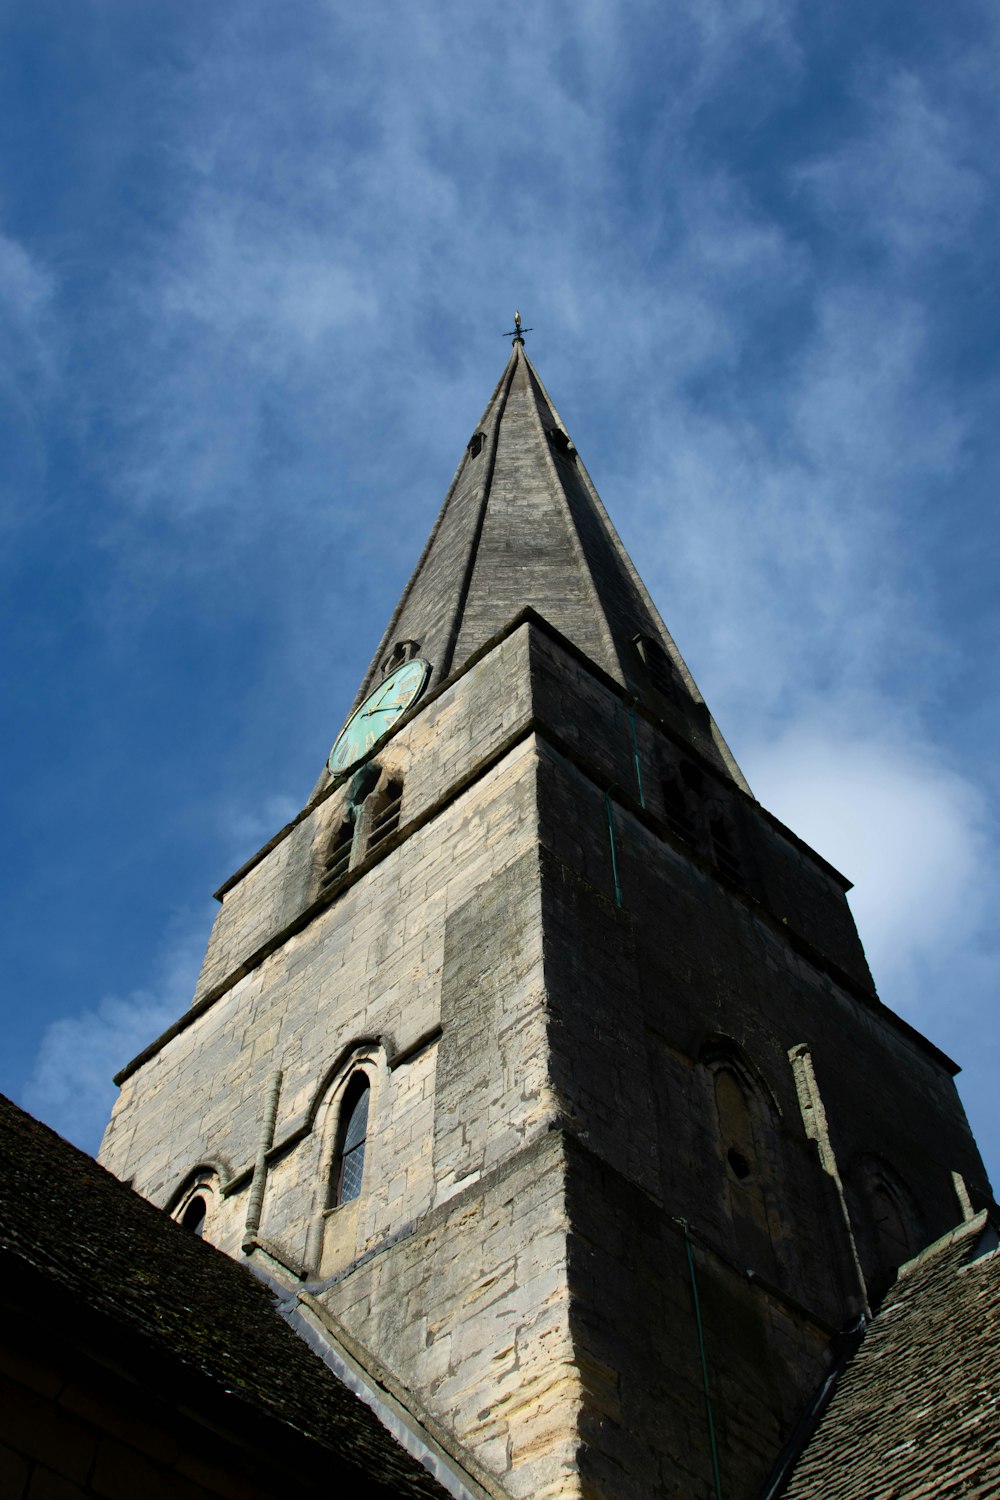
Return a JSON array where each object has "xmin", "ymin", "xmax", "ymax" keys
[{"xmin": 503, "ymin": 309, "xmax": 533, "ymax": 346}]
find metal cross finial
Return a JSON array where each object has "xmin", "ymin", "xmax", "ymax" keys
[{"xmin": 503, "ymin": 308, "xmax": 533, "ymax": 346}]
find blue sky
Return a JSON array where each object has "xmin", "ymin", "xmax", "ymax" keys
[{"xmin": 2, "ymin": 1, "xmax": 998, "ymax": 1190}]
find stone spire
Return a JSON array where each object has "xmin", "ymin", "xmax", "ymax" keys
[{"xmin": 346, "ymin": 340, "xmax": 748, "ymax": 789}]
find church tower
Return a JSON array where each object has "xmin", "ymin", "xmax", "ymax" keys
[{"xmin": 100, "ymin": 335, "xmax": 991, "ymax": 1500}]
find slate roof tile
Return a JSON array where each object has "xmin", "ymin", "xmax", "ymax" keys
[
  {"xmin": 0, "ymin": 1093, "xmax": 452, "ymax": 1498},
  {"xmin": 782, "ymin": 1213, "xmax": 1000, "ymax": 1500}
]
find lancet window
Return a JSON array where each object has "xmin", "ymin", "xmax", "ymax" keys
[
  {"xmin": 848, "ymin": 1154, "xmax": 924, "ymax": 1300},
  {"xmin": 181, "ymin": 1196, "xmax": 207, "ymax": 1236},
  {"xmin": 715, "ymin": 1069, "xmax": 758, "ymax": 1183},
  {"xmin": 381, "ymin": 639, "xmax": 420, "ymax": 675},
  {"xmin": 700, "ymin": 1042, "xmax": 784, "ymax": 1281},
  {"xmin": 330, "ymin": 1073, "xmax": 371, "ymax": 1207}
]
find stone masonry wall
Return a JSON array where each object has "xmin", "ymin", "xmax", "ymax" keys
[
  {"xmin": 101, "ymin": 680, "xmax": 590, "ymax": 1494},
  {"xmin": 528, "ymin": 710, "xmax": 987, "ymax": 1497},
  {"xmin": 525, "ymin": 625, "xmax": 874, "ymax": 990},
  {"xmin": 101, "ymin": 735, "xmax": 542, "ymax": 1262},
  {"xmin": 190, "ymin": 627, "xmax": 538, "ymax": 1008},
  {"xmin": 100, "ymin": 618, "xmax": 990, "ymax": 1500},
  {"xmin": 320, "ymin": 1133, "xmax": 579, "ymax": 1500}
]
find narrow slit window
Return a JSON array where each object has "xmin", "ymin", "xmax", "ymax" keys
[
  {"xmin": 367, "ymin": 779, "xmax": 403, "ymax": 854},
  {"xmin": 381, "ymin": 639, "xmax": 420, "ymax": 675},
  {"xmin": 710, "ymin": 817, "xmax": 743, "ymax": 883},
  {"xmin": 680, "ymin": 761, "xmax": 703, "ymax": 794},
  {"xmin": 634, "ymin": 635, "xmax": 677, "ymax": 700},
  {"xmin": 331, "ymin": 1074, "xmax": 371, "ymax": 1207},
  {"xmin": 321, "ymin": 822, "xmax": 354, "ymax": 889},
  {"xmin": 467, "ymin": 431, "xmax": 485, "ymax": 458},
  {"xmin": 662, "ymin": 777, "xmax": 695, "ymax": 843}
]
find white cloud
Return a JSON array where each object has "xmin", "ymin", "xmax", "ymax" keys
[
  {"xmin": 745, "ymin": 725, "xmax": 992, "ymax": 1006},
  {"xmin": 216, "ymin": 792, "xmax": 301, "ymax": 868},
  {"xmin": 23, "ymin": 993, "xmax": 179, "ymax": 1155},
  {"xmin": 797, "ymin": 67, "xmax": 987, "ymax": 258},
  {"xmin": 616, "ymin": 269, "xmax": 969, "ymax": 762},
  {"xmin": 0, "ymin": 230, "xmax": 54, "ymax": 327},
  {"xmin": 8, "ymin": 0, "xmax": 998, "ymax": 1177},
  {"xmin": 20, "ymin": 916, "xmax": 207, "ymax": 1156},
  {"xmin": 158, "ymin": 214, "xmax": 379, "ymax": 351},
  {"xmin": 19, "ymin": 788, "xmax": 300, "ymax": 1158},
  {"xmin": 0, "ymin": 227, "xmax": 58, "ymax": 528}
]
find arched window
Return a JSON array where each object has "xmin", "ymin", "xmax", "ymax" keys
[
  {"xmin": 170, "ymin": 1168, "xmax": 220, "ymax": 1238},
  {"xmin": 715, "ymin": 1069, "xmax": 759, "ymax": 1189},
  {"xmin": 467, "ymin": 431, "xmax": 486, "ymax": 458},
  {"xmin": 848, "ymin": 1154, "xmax": 925, "ymax": 1301},
  {"xmin": 700, "ymin": 1042, "xmax": 784, "ymax": 1279},
  {"xmin": 869, "ymin": 1180, "xmax": 914, "ymax": 1266},
  {"xmin": 330, "ymin": 1073, "xmax": 371, "ymax": 1207},
  {"xmin": 181, "ymin": 1196, "xmax": 207, "ymax": 1236}
]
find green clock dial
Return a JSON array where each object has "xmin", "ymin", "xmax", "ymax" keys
[{"xmin": 327, "ymin": 658, "xmax": 429, "ymax": 777}]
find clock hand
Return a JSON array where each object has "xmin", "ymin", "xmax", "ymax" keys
[{"xmin": 362, "ymin": 700, "xmax": 406, "ymax": 717}]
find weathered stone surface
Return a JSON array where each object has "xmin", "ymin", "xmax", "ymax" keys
[
  {"xmin": 99, "ymin": 334, "xmax": 992, "ymax": 1500},
  {"xmin": 101, "ymin": 617, "xmax": 990, "ymax": 1498},
  {"xmin": 344, "ymin": 341, "xmax": 744, "ymax": 792}
]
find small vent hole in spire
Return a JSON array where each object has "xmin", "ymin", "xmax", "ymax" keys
[
  {"xmin": 546, "ymin": 427, "xmax": 574, "ymax": 457},
  {"xmin": 634, "ymin": 635, "xmax": 677, "ymax": 701},
  {"xmin": 381, "ymin": 640, "xmax": 420, "ymax": 676},
  {"xmin": 468, "ymin": 431, "xmax": 485, "ymax": 459}
]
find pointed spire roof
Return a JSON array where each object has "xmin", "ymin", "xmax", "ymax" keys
[{"xmin": 348, "ymin": 341, "xmax": 748, "ymax": 789}]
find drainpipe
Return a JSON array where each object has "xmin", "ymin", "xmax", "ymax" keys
[
  {"xmin": 604, "ymin": 788, "xmax": 623, "ymax": 908},
  {"xmin": 674, "ymin": 1217, "xmax": 724, "ymax": 1500},
  {"xmin": 627, "ymin": 701, "xmax": 646, "ymax": 809}
]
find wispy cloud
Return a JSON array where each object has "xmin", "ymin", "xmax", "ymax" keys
[
  {"xmin": 5, "ymin": 0, "xmax": 998, "ymax": 1174},
  {"xmin": 215, "ymin": 792, "xmax": 302, "ymax": 870},
  {"xmin": 797, "ymin": 67, "xmax": 988, "ymax": 260},
  {"xmin": 626, "ymin": 293, "xmax": 960, "ymax": 730},
  {"xmin": 0, "ymin": 225, "xmax": 58, "ymax": 527},
  {"xmin": 20, "ymin": 915, "xmax": 206, "ymax": 1156},
  {"xmin": 0, "ymin": 229, "xmax": 55, "ymax": 345}
]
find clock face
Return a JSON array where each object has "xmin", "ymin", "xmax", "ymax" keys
[{"xmin": 327, "ymin": 658, "xmax": 429, "ymax": 777}]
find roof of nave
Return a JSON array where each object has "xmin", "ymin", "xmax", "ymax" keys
[
  {"xmin": 779, "ymin": 1210, "xmax": 1000, "ymax": 1500},
  {"xmin": 0, "ymin": 1091, "xmax": 456, "ymax": 1499}
]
